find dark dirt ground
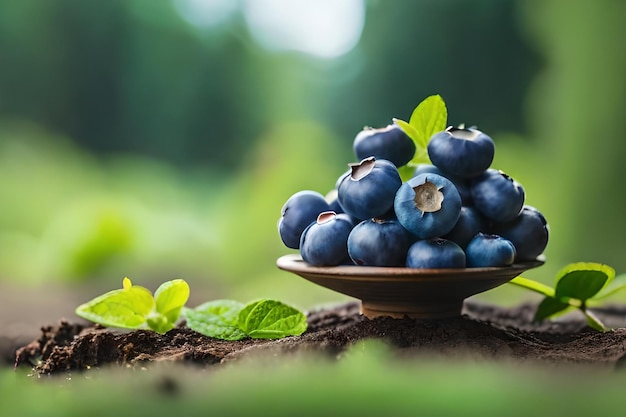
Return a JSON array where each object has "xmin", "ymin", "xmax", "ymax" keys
[{"xmin": 9, "ymin": 299, "xmax": 626, "ymax": 375}]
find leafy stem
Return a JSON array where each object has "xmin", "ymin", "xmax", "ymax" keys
[
  {"xmin": 508, "ymin": 276, "xmax": 555, "ymax": 298},
  {"xmin": 509, "ymin": 262, "xmax": 625, "ymax": 331}
]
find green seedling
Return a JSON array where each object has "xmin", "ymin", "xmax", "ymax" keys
[
  {"xmin": 75, "ymin": 277, "xmax": 190, "ymax": 334},
  {"xmin": 75, "ymin": 278, "xmax": 308, "ymax": 339},
  {"xmin": 509, "ymin": 262, "xmax": 626, "ymax": 331},
  {"xmin": 393, "ymin": 94, "xmax": 447, "ymax": 181}
]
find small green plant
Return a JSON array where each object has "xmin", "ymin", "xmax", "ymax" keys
[
  {"xmin": 75, "ymin": 278, "xmax": 307, "ymax": 339},
  {"xmin": 75, "ymin": 277, "xmax": 189, "ymax": 334},
  {"xmin": 510, "ymin": 262, "xmax": 626, "ymax": 331}
]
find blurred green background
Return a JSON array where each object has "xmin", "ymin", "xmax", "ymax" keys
[
  {"xmin": 3, "ymin": 1, "xmax": 626, "ymax": 415},
  {"xmin": 1, "ymin": 0, "xmax": 625, "ymax": 315}
]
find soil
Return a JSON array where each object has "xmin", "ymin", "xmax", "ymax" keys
[{"xmin": 9, "ymin": 300, "xmax": 626, "ymax": 375}]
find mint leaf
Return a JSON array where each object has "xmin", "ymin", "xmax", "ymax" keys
[
  {"xmin": 393, "ymin": 95, "xmax": 448, "ymax": 176},
  {"xmin": 554, "ymin": 262, "xmax": 615, "ymax": 301},
  {"xmin": 184, "ymin": 300, "xmax": 246, "ymax": 341},
  {"xmin": 238, "ymin": 300, "xmax": 307, "ymax": 339},
  {"xmin": 154, "ymin": 279, "xmax": 190, "ymax": 324},
  {"xmin": 407, "ymin": 94, "xmax": 448, "ymax": 149},
  {"xmin": 75, "ymin": 278, "xmax": 154, "ymax": 329},
  {"xmin": 392, "ymin": 118, "xmax": 420, "ymax": 146},
  {"xmin": 193, "ymin": 299, "xmax": 244, "ymax": 324},
  {"xmin": 534, "ymin": 296, "xmax": 570, "ymax": 321}
]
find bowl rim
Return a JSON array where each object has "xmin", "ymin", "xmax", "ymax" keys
[{"xmin": 277, "ymin": 253, "xmax": 545, "ymax": 279}]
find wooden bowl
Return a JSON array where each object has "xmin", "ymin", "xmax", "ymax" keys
[{"xmin": 277, "ymin": 254, "xmax": 544, "ymax": 319}]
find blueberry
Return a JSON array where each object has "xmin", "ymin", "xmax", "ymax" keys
[
  {"xmin": 492, "ymin": 206, "xmax": 549, "ymax": 261},
  {"xmin": 405, "ymin": 238, "xmax": 466, "ymax": 269},
  {"xmin": 427, "ymin": 126, "xmax": 495, "ymax": 178},
  {"xmin": 413, "ymin": 163, "xmax": 472, "ymax": 205},
  {"xmin": 324, "ymin": 189, "xmax": 344, "ymax": 214},
  {"xmin": 347, "ymin": 218, "xmax": 414, "ymax": 267},
  {"xmin": 353, "ymin": 124, "xmax": 416, "ymax": 167},
  {"xmin": 443, "ymin": 206, "xmax": 487, "ymax": 249},
  {"xmin": 299, "ymin": 211, "xmax": 354, "ymax": 266},
  {"xmin": 335, "ymin": 168, "xmax": 351, "ymax": 190},
  {"xmin": 412, "ymin": 164, "xmax": 443, "ymax": 177},
  {"xmin": 337, "ymin": 157, "xmax": 402, "ymax": 220},
  {"xmin": 470, "ymin": 169, "xmax": 525, "ymax": 223},
  {"xmin": 465, "ymin": 233, "xmax": 516, "ymax": 267},
  {"xmin": 394, "ymin": 173, "xmax": 462, "ymax": 239},
  {"xmin": 278, "ymin": 190, "xmax": 332, "ymax": 249}
]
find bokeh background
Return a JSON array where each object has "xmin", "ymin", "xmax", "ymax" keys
[{"xmin": 1, "ymin": 0, "xmax": 625, "ymax": 334}]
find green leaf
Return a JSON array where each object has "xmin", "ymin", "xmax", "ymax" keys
[
  {"xmin": 407, "ymin": 94, "xmax": 447, "ymax": 149},
  {"xmin": 183, "ymin": 300, "xmax": 246, "ymax": 341},
  {"xmin": 146, "ymin": 313, "xmax": 175, "ymax": 334},
  {"xmin": 75, "ymin": 277, "xmax": 154, "ymax": 329},
  {"xmin": 533, "ymin": 296, "xmax": 570, "ymax": 321},
  {"xmin": 392, "ymin": 118, "xmax": 419, "ymax": 144},
  {"xmin": 194, "ymin": 299, "xmax": 244, "ymax": 323},
  {"xmin": 554, "ymin": 262, "xmax": 615, "ymax": 301},
  {"xmin": 397, "ymin": 164, "xmax": 416, "ymax": 182},
  {"xmin": 238, "ymin": 300, "xmax": 308, "ymax": 339},
  {"xmin": 591, "ymin": 273, "xmax": 626, "ymax": 301},
  {"xmin": 393, "ymin": 94, "xmax": 448, "ymax": 169},
  {"xmin": 154, "ymin": 279, "xmax": 190, "ymax": 324}
]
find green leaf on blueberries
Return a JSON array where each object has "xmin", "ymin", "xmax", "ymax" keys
[
  {"xmin": 238, "ymin": 299, "xmax": 307, "ymax": 339},
  {"xmin": 393, "ymin": 95, "xmax": 448, "ymax": 178},
  {"xmin": 183, "ymin": 300, "xmax": 247, "ymax": 341},
  {"xmin": 397, "ymin": 164, "xmax": 417, "ymax": 182},
  {"xmin": 407, "ymin": 94, "xmax": 448, "ymax": 149},
  {"xmin": 393, "ymin": 118, "xmax": 420, "ymax": 146},
  {"xmin": 554, "ymin": 262, "xmax": 615, "ymax": 301},
  {"xmin": 75, "ymin": 277, "xmax": 154, "ymax": 330},
  {"xmin": 154, "ymin": 279, "xmax": 190, "ymax": 324}
]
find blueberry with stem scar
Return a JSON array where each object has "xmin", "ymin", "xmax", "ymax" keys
[{"xmin": 394, "ymin": 173, "xmax": 462, "ymax": 239}]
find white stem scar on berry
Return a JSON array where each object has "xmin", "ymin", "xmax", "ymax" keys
[
  {"xmin": 317, "ymin": 211, "xmax": 337, "ymax": 224},
  {"xmin": 447, "ymin": 127, "xmax": 480, "ymax": 140},
  {"xmin": 349, "ymin": 157, "xmax": 375, "ymax": 181},
  {"xmin": 413, "ymin": 180, "xmax": 444, "ymax": 213}
]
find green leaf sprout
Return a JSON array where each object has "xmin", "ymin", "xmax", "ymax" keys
[
  {"xmin": 75, "ymin": 277, "xmax": 190, "ymax": 334},
  {"xmin": 394, "ymin": 94, "xmax": 448, "ymax": 181},
  {"xmin": 76, "ymin": 279, "xmax": 307, "ymax": 340},
  {"xmin": 509, "ymin": 262, "xmax": 625, "ymax": 331}
]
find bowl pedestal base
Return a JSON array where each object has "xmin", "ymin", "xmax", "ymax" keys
[{"xmin": 360, "ymin": 300, "xmax": 463, "ymax": 319}]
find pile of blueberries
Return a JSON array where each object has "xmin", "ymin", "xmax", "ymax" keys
[{"xmin": 278, "ymin": 124, "xmax": 549, "ymax": 268}]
